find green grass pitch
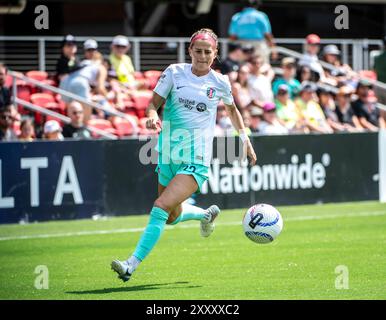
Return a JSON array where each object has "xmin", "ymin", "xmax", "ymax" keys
[{"xmin": 0, "ymin": 201, "xmax": 385, "ymax": 300}]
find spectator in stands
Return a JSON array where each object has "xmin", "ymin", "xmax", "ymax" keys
[
  {"xmin": 83, "ymin": 39, "xmax": 100, "ymax": 62},
  {"xmin": 232, "ymin": 64, "xmax": 254, "ymax": 109},
  {"xmin": 234, "ymin": 109, "xmax": 253, "ymax": 136},
  {"xmin": 215, "ymin": 102, "xmax": 226, "ymax": 136},
  {"xmin": 219, "ymin": 43, "xmax": 245, "ymax": 78},
  {"xmin": 321, "ymin": 44, "xmax": 356, "ymax": 87},
  {"xmin": 296, "ymin": 65, "xmax": 313, "ymax": 84},
  {"xmin": 56, "ymin": 35, "xmax": 82, "ymax": 82},
  {"xmin": 335, "ymin": 86, "xmax": 363, "ymax": 132},
  {"xmin": 240, "ymin": 43, "xmax": 255, "ymax": 62},
  {"xmin": 59, "ymin": 54, "xmax": 108, "ymax": 123},
  {"xmin": 249, "ymin": 106, "xmax": 263, "ymax": 133},
  {"xmin": 18, "ymin": 118, "xmax": 35, "ymax": 142},
  {"xmin": 352, "ymin": 80, "xmax": 386, "ymax": 131},
  {"xmin": 259, "ymin": 102, "xmax": 288, "ymax": 135},
  {"xmin": 228, "ymin": 0, "xmax": 277, "ymax": 63},
  {"xmin": 43, "ymin": 120, "xmax": 64, "ymax": 141},
  {"xmin": 109, "ymin": 35, "xmax": 137, "ymax": 88},
  {"xmin": 373, "ymin": 35, "xmax": 386, "ymax": 104},
  {"xmin": 0, "ymin": 63, "xmax": 11, "ymax": 108},
  {"xmin": 216, "ymin": 102, "xmax": 233, "ymax": 136},
  {"xmin": 0, "ymin": 105, "xmax": 17, "ymax": 141},
  {"xmin": 274, "ymin": 84, "xmax": 305, "ymax": 133},
  {"xmin": 62, "ymin": 101, "xmax": 91, "ymax": 139},
  {"xmin": 317, "ymin": 87, "xmax": 346, "ymax": 132},
  {"xmin": 272, "ymin": 57, "xmax": 301, "ymax": 99},
  {"xmin": 247, "ymin": 54, "xmax": 274, "ymax": 108},
  {"xmin": 295, "ymin": 81, "xmax": 333, "ymax": 134},
  {"xmin": 298, "ymin": 34, "xmax": 325, "ymax": 83}
]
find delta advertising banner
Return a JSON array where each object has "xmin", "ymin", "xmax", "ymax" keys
[
  {"xmin": 0, "ymin": 140, "xmax": 105, "ymax": 223},
  {"xmin": 0, "ymin": 132, "xmax": 379, "ymax": 224}
]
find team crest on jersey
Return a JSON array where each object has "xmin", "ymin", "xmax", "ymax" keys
[
  {"xmin": 196, "ymin": 103, "xmax": 207, "ymax": 112},
  {"xmin": 206, "ymin": 87, "xmax": 216, "ymax": 99}
]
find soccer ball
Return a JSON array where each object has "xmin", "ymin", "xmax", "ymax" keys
[{"xmin": 242, "ymin": 203, "xmax": 283, "ymax": 244}]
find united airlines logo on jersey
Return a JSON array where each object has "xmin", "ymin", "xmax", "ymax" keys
[
  {"xmin": 179, "ymin": 97, "xmax": 195, "ymax": 110},
  {"xmin": 207, "ymin": 87, "xmax": 216, "ymax": 99}
]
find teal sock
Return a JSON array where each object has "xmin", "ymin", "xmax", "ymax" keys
[
  {"xmin": 169, "ymin": 203, "xmax": 207, "ymax": 225},
  {"xmin": 133, "ymin": 206, "xmax": 169, "ymax": 261}
]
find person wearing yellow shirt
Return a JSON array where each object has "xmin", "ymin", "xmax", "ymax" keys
[
  {"xmin": 295, "ymin": 82, "xmax": 333, "ymax": 134},
  {"xmin": 109, "ymin": 35, "xmax": 137, "ymax": 88},
  {"xmin": 274, "ymin": 84, "xmax": 307, "ymax": 133}
]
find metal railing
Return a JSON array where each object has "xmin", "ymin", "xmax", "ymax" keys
[
  {"xmin": 0, "ymin": 36, "xmax": 383, "ymax": 72},
  {"xmin": 15, "ymin": 98, "xmax": 118, "ymax": 140},
  {"xmin": 9, "ymin": 70, "xmax": 141, "ymax": 139}
]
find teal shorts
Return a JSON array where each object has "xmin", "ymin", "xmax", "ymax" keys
[{"xmin": 155, "ymin": 159, "xmax": 209, "ymax": 194}]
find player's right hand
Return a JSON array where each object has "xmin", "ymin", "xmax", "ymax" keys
[{"xmin": 146, "ymin": 117, "xmax": 161, "ymax": 130}]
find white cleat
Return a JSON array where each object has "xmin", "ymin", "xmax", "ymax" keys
[
  {"xmin": 111, "ymin": 259, "xmax": 134, "ymax": 282},
  {"xmin": 200, "ymin": 205, "xmax": 220, "ymax": 237}
]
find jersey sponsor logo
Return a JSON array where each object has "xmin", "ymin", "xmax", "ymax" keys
[
  {"xmin": 176, "ymin": 85, "xmax": 187, "ymax": 90},
  {"xmin": 207, "ymin": 87, "xmax": 216, "ymax": 99},
  {"xmin": 179, "ymin": 97, "xmax": 195, "ymax": 110},
  {"xmin": 196, "ymin": 103, "xmax": 207, "ymax": 112}
]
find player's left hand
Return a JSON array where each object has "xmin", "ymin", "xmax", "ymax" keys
[{"xmin": 242, "ymin": 139, "xmax": 257, "ymax": 166}]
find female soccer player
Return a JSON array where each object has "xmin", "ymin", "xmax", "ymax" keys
[{"xmin": 111, "ymin": 28, "xmax": 257, "ymax": 282}]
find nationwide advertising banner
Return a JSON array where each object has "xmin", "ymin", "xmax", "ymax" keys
[{"xmin": 0, "ymin": 133, "xmax": 379, "ymax": 224}]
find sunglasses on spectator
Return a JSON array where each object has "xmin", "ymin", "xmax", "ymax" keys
[
  {"xmin": 114, "ymin": 45, "xmax": 127, "ymax": 49},
  {"xmin": 0, "ymin": 114, "xmax": 12, "ymax": 120},
  {"xmin": 72, "ymin": 111, "xmax": 83, "ymax": 115}
]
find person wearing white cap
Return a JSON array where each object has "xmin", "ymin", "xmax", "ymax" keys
[
  {"xmin": 109, "ymin": 35, "xmax": 136, "ymax": 87},
  {"xmin": 322, "ymin": 44, "xmax": 356, "ymax": 86},
  {"xmin": 83, "ymin": 39, "xmax": 99, "ymax": 61},
  {"xmin": 43, "ymin": 120, "xmax": 64, "ymax": 141}
]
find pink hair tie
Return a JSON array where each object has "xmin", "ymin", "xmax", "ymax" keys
[{"xmin": 190, "ymin": 33, "xmax": 216, "ymax": 48}]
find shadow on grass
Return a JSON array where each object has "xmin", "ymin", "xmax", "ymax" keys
[{"xmin": 66, "ymin": 281, "xmax": 201, "ymax": 295}]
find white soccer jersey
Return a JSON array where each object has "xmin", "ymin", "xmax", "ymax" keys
[{"xmin": 154, "ymin": 63, "xmax": 234, "ymax": 166}]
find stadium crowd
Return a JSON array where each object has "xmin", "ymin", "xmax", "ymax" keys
[
  {"xmin": 0, "ymin": 33, "xmax": 386, "ymax": 142},
  {"xmin": 213, "ymin": 33, "xmax": 386, "ymax": 137}
]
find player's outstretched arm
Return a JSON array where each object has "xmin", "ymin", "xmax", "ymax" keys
[
  {"xmin": 145, "ymin": 92, "xmax": 165, "ymax": 130},
  {"xmin": 224, "ymin": 103, "xmax": 257, "ymax": 166}
]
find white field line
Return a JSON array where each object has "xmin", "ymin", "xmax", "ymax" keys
[{"xmin": 0, "ymin": 210, "xmax": 385, "ymax": 242}]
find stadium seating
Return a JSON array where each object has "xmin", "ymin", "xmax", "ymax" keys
[
  {"xmin": 111, "ymin": 116, "xmax": 138, "ymax": 137},
  {"xmin": 87, "ymin": 118, "xmax": 118, "ymax": 138},
  {"xmin": 134, "ymin": 71, "xmax": 145, "ymax": 80},
  {"xmin": 131, "ymin": 90, "xmax": 153, "ymax": 118},
  {"xmin": 16, "ymin": 84, "xmax": 32, "ymax": 115},
  {"xmin": 30, "ymin": 93, "xmax": 56, "ymax": 124},
  {"xmin": 44, "ymin": 101, "xmax": 65, "ymax": 114},
  {"xmin": 26, "ymin": 70, "xmax": 48, "ymax": 82},
  {"xmin": 30, "ymin": 93, "xmax": 55, "ymax": 106},
  {"xmin": 144, "ymin": 70, "xmax": 162, "ymax": 90}
]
